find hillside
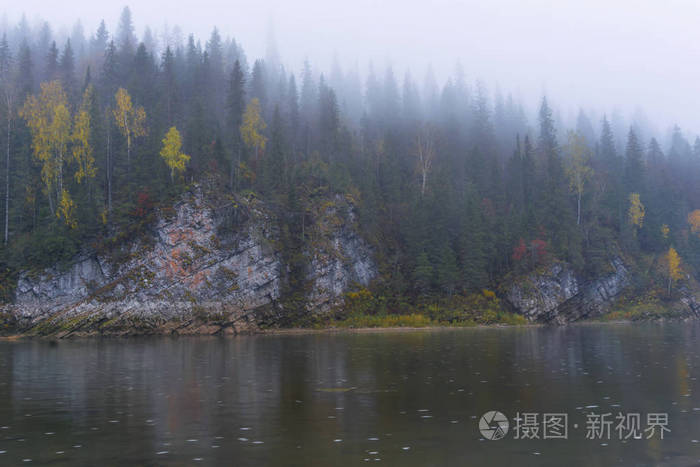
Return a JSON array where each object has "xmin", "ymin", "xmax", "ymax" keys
[{"xmin": 2, "ymin": 9, "xmax": 700, "ymax": 333}]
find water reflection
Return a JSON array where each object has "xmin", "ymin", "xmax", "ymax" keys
[{"xmin": 0, "ymin": 324, "xmax": 699, "ymax": 465}]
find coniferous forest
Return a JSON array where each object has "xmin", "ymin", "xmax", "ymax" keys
[{"xmin": 1, "ymin": 7, "xmax": 699, "ymax": 318}]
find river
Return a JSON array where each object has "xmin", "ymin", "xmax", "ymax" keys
[{"xmin": 0, "ymin": 323, "xmax": 699, "ymax": 466}]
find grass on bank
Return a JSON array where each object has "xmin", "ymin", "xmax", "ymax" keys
[
  {"xmin": 596, "ymin": 287, "xmax": 691, "ymax": 321},
  {"xmin": 599, "ymin": 302, "xmax": 683, "ymax": 321},
  {"xmin": 310, "ymin": 288, "xmax": 528, "ymax": 329}
]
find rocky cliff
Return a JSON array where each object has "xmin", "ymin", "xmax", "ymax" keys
[
  {"xmin": 6, "ymin": 184, "xmax": 698, "ymax": 336},
  {"xmin": 2, "ymin": 186, "xmax": 376, "ymax": 336},
  {"xmin": 505, "ymin": 258, "xmax": 630, "ymax": 323}
]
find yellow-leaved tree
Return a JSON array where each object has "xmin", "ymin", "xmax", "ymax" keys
[
  {"xmin": 160, "ymin": 126, "xmax": 190, "ymax": 182},
  {"xmin": 19, "ymin": 81, "xmax": 73, "ymax": 223},
  {"xmin": 666, "ymin": 246, "xmax": 682, "ymax": 296},
  {"xmin": 240, "ymin": 98, "xmax": 267, "ymax": 161},
  {"xmin": 72, "ymin": 86, "xmax": 96, "ymax": 185},
  {"xmin": 113, "ymin": 87, "xmax": 146, "ymax": 171},
  {"xmin": 565, "ymin": 130, "xmax": 593, "ymax": 226},
  {"xmin": 58, "ymin": 189, "xmax": 77, "ymax": 229},
  {"xmin": 628, "ymin": 193, "xmax": 645, "ymax": 229},
  {"xmin": 688, "ymin": 210, "xmax": 700, "ymax": 236}
]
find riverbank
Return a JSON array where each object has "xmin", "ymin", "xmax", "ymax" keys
[{"xmin": 3, "ymin": 311, "xmax": 697, "ymax": 340}]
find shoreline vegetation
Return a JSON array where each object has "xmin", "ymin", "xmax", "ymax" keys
[
  {"xmin": 1, "ymin": 293, "xmax": 693, "ymax": 340},
  {"xmin": 0, "ymin": 315, "xmax": 692, "ymax": 341}
]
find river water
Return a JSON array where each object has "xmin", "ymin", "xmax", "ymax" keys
[{"xmin": 1, "ymin": 323, "xmax": 700, "ymax": 466}]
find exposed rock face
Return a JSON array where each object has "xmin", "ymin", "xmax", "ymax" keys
[
  {"xmin": 306, "ymin": 201, "xmax": 376, "ymax": 312},
  {"xmin": 506, "ymin": 258, "xmax": 629, "ymax": 323},
  {"xmin": 4, "ymin": 187, "xmax": 376, "ymax": 336},
  {"xmin": 16, "ymin": 256, "xmax": 107, "ymax": 312},
  {"xmin": 678, "ymin": 287, "xmax": 700, "ymax": 318}
]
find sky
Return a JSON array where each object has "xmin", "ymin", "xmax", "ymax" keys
[{"xmin": 3, "ymin": 0, "xmax": 700, "ymax": 136}]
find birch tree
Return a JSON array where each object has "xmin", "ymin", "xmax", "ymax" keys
[
  {"xmin": 628, "ymin": 193, "xmax": 645, "ymax": 229},
  {"xmin": 160, "ymin": 126, "xmax": 190, "ymax": 182},
  {"xmin": 113, "ymin": 87, "xmax": 146, "ymax": 173},
  {"xmin": 240, "ymin": 98, "xmax": 267, "ymax": 162},
  {"xmin": 0, "ymin": 34, "xmax": 13, "ymax": 243},
  {"xmin": 565, "ymin": 130, "xmax": 593, "ymax": 225},
  {"xmin": 415, "ymin": 123, "xmax": 436, "ymax": 198},
  {"xmin": 72, "ymin": 86, "xmax": 96, "ymax": 185},
  {"xmin": 20, "ymin": 81, "xmax": 71, "ymax": 218},
  {"xmin": 666, "ymin": 247, "xmax": 682, "ymax": 296}
]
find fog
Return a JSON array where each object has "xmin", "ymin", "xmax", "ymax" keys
[{"xmin": 2, "ymin": 0, "xmax": 700, "ymax": 135}]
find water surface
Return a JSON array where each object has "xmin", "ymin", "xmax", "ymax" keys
[{"xmin": 1, "ymin": 323, "xmax": 700, "ymax": 466}]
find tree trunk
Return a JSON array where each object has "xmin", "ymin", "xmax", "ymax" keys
[
  {"xmin": 127, "ymin": 138, "xmax": 131, "ymax": 175},
  {"xmin": 236, "ymin": 143, "xmax": 242, "ymax": 190},
  {"xmin": 577, "ymin": 192, "xmax": 581, "ymax": 226},
  {"xmin": 4, "ymin": 106, "xmax": 10, "ymax": 245},
  {"xmin": 107, "ymin": 128, "xmax": 112, "ymax": 213},
  {"xmin": 234, "ymin": 147, "xmax": 236, "ymax": 191},
  {"xmin": 47, "ymin": 188, "xmax": 55, "ymax": 216}
]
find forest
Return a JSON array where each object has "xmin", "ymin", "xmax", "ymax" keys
[{"xmin": 1, "ymin": 7, "xmax": 699, "ymax": 317}]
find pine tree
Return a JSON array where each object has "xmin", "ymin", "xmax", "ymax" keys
[
  {"xmin": 262, "ymin": 105, "xmax": 285, "ymax": 194},
  {"xmin": 45, "ymin": 41, "xmax": 59, "ymax": 81},
  {"xmin": 161, "ymin": 46, "xmax": 178, "ymax": 126},
  {"xmin": 226, "ymin": 60, "xmax": 245, "ymax": 189},
  {"xmin": 318, "ymin": 76, "xmax": 339, "ymax": 159},
  {"xmin": 250, "ymin": 59, "xmax": 267, "ymax": 111},
  {"xmin": 101, "ymin": 41, "xmax": 119, "ymax": 103},
  {"xmin": 91, "ymin": 20, "xmax": 109, "ymax": 59},
  {"xmin": 624, "ymin": 127, "xmax": 644, "ymax": 194},
  {"xmin": 538, "ymin": 97, "xmax": 577, "ymax": 259},
  {"xmin": 116, "ymin": 6, "xmax": 136, "ymax": 57},
  {"xmin": 59, "ymin": 39, "xmax": 75, "ymax": 97}
]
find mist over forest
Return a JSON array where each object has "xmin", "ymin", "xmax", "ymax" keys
[{"xmin": 1, "ymin": 5, "xmax": 699, "ymax": 318}]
